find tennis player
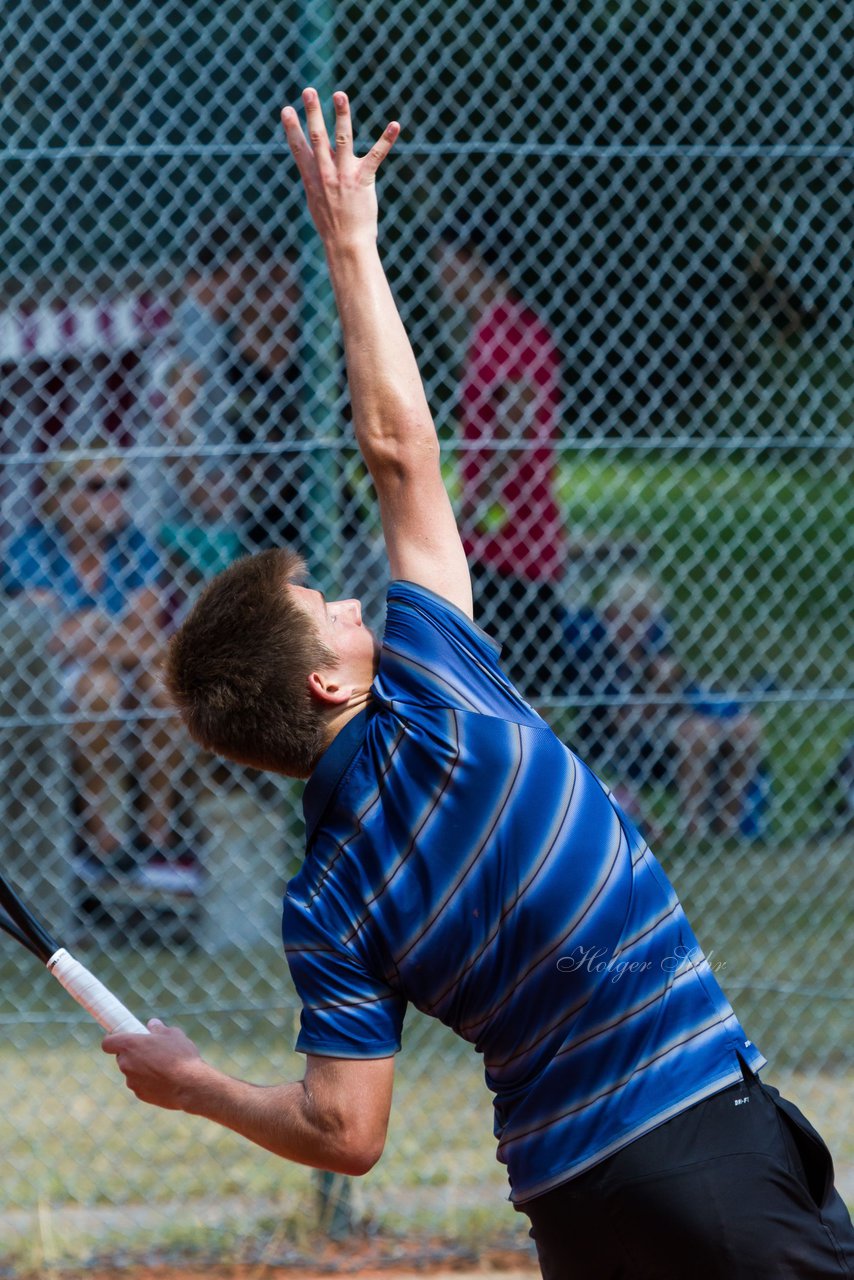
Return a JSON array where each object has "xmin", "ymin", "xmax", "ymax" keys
[{"xmin": 104, "ymin": 90, "xmax": 854, "ymax": 1278}]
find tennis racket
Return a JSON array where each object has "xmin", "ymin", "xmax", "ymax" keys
[{"xmin": 0, "ymin": 868, "xmax": 148, "ymax": 1034}]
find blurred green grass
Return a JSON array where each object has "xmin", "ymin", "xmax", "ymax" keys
[
  {"xmin": 555, "ymin": 451, "xmax": 851, "ymax": 682},
  {"xmin": 550, "ymin": 451, "xmax": 853, "ymax": 836},
  {"xmin": 0, "ymin": 987, "xmax": 513, "ymax": 1271},
  {"xmin": 659, "ymin": 839, "xmax": 854, "ymax": 1074},
  {"xmin": 441, "ymin": 447, "xmax": 853, "ymax": 817}
]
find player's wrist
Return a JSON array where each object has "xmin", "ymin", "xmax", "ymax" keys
[
  {"xmin": 323, "ymin": 234, "xmax": 379, "ymax": 265},
  {"xmin": 175, "ymin": 1056, "xmax": 222, "ymax": 1115}
]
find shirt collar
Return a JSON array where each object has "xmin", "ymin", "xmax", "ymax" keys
[{"xmin": 302, "ymin": 705, "xmax": 371, "ymax": 845}]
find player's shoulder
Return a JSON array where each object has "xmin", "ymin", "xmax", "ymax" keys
[
  {"xmin": 384, "ymin": 579, "xmax": 499, "ymax": 656},
  {"xmin": 379, "ymin": 580, "xmax": 541, "ymax": 723}
]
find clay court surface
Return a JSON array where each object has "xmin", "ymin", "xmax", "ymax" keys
[
  {"xmin": 76, "ymin": 1270, "xmax": 537, "ymax": 1279},
  {"xmin": 22, "ymin": 1231, "xmax": 538, "ymax": 1279},
  {"xmin": 81, "ymin": 1273, "xmax": 536, "ymax": 1279},
  {"xmin": 81, "ymin": 1270, "xmax": 536, "ymax": 1280},
  {"xmin": 79, "ymin": 1271, "xmax": 537, "ymax": 1280},
  {"xmin": 52, "ymin": 1245, "xmax": 538, "ymax": 1280}
]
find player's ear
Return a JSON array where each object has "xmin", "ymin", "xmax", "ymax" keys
[{"xmin": 307, "ymin": 669, "xmax": 351, "ymax": 706}]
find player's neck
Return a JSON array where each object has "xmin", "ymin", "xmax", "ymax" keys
[{"xmin": 321, "ymin": 691, "xmax": 372, "ymax": 751}]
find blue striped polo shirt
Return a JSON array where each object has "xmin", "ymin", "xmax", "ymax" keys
[{"xmin": 283, "ymin": 581, "xmax": 765, "ymax": 1204}]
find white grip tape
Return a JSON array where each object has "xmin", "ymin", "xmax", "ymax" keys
[{"xmin": 47, "ymin": 948, "xmax": 149, "ymax": 1035}]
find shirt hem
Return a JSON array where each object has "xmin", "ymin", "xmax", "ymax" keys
[
  {"xmin": 508, "ymin": 1057, "xmax": 766, "ymax": 1206},
  {"xmin": 295, "ymin": 1038, "xmax": 401, "ymax": 1059}
]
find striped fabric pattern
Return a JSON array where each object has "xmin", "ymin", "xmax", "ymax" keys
[{"xmin": 284, "ymin": 581, "xmax": 765, "ymax": 1203}]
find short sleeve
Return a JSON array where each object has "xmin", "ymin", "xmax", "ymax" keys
[
  {"xmin": 282, "ymin": 892, "xmax": 406, "ymax": 1059},
  {"xmin": 375, "ymin": 581, "xmax": 540, "ymax": 724}
]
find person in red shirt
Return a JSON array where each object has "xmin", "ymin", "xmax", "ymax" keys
[{"xmin": 437, "ymin": 213, "xmax": 566, "ymax": 697}]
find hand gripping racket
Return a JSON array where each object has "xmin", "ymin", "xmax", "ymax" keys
[{"xmin": 0, "ymin": 868, "xmax": 148, "ymax": 1034}]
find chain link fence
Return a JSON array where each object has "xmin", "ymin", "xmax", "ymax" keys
[{"xmin": 0, "ymin": 0, "xmax": 851, "ymax": 1270}]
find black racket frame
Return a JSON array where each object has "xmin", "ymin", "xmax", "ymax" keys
[{"xmin": 0, "ymin": 870, "xmax": 60, "ymax": 963}]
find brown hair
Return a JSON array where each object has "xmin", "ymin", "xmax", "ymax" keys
[{"xmin": 163, "ymin": 547, "xmax": 336, "ymax": 778}]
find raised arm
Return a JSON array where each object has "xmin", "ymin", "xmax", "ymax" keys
[{"xmin": 281, "ymin": 88, "xmax": 472, "ymax": 617}]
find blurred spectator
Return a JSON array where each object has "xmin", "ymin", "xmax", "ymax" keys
[
  {"xmin": 230, "ymin": 237, "xmax": 304, "ymax": 553},
  {"xmin": 564, "ymin": 570, "xmax": 766, "ymax": 840},
  {"xmin": 818, "ymin": 739, "xmax": 854, "ymax": 834},
  {"xmin": 0, "ymin": 287, "xmax": 171, "ymax": 546},
  {"xmin": 161, "ymin": 217, "xmax": 302, "ymax": 575},
  {"xmin": 744, "ymin": 241, "xmax": 822, "ymax": 344},
  {"xmin": 436, "ymin": 210, "xmax": 566, "ymax": 698},
  {"xmin": 2, "ymin": 448, "xmax": 199, "ymax": 891}
]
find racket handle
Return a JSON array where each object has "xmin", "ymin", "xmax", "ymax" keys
[{"xmin": 47, "ymin": 948, "xmax": 149, "ymax": 1035}]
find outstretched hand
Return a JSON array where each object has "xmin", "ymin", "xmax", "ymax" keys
[{"xmin": 281, "ymin": 88, "xmax": 400, "ymax": 249}]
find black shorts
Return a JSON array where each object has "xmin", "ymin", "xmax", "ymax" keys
[{"xmin": 521, "ymin": 1069, "xmax": 854, "ymax": 1279}]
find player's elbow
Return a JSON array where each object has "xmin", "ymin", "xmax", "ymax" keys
[
  {"xmin": 309, "ymin": 1097, "xmax": 387, "ymax": 1176},
  {"xmin": 301, "ymin": 1060, "xmax": 393, "ymax": 1177},
  {"xmin": 360, "ymin": 415, "xmax": 439, "ymax": 481},
  {"xmin": 325, "ymin": 1122, "xmax": 386, "ymax": 1176},
  {"xmin": 340, "ymin": 1106, "xmax": 389, "ymax": 1174},
  {"xmin": 337, "ymin": 1134, "xmax": 385, "ymax": 1177}
]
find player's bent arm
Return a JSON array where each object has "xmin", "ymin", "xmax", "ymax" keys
[
  {"xmin": 103, "ymin": 1022, "xmax": 394, "ymax": 1176},
  {"xmin": 182, "ymin": 1053, "xmax": 394, "ymax": 1175}
]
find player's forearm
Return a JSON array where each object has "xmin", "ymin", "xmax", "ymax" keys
[
  {"xmin": 180, "ymin": 1059, "xmax": 376, "ymax": 1175},
  {"xmin": 325, "ymin": 241, "xmax": 437, "ymax": 469}
]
